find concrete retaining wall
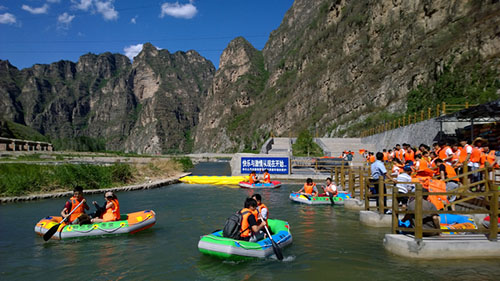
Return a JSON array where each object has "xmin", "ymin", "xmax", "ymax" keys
[
  {"xmin": 359, "ymin": 210, "xmax": 392, "ymax": 227},
  {"xmin": 384, "ymin": 234, "xmax": 500, "ymax": 259},
  {"xmin": 360, "ymin": 118, "xmax": 472, "ymax": 152},
  {"xmin": 344, "ymin": 198, "xmax": 365, "ymax": 210}
]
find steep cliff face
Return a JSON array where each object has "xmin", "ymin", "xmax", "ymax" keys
[
  {"xmin": 193, "ymin": 0, "xmax": 500, "ymax": 152},
  {"xmin": 0, "ymin": 43, "xmax": 215, "ymax": 153}
]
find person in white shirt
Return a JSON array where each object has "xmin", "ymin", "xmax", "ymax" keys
[{"xmin": 395, "ymin": 166, "xmax": 415, "ymax": 208}]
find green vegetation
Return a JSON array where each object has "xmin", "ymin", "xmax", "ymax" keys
[
  {"xmin": 407, "ymin": 54, "xmax": 500, "ymax": 113},
  {"xmin": 0, "ymin": 119, "xmax": 49, "ymax": 142},
  {"xmin": 52, "ymin": 136, "xmax": 107, "ymax": 152},
  {"xmin": 292, "ymin": 130, "xmax": 323, "ymax": 157},
  {"xmin": 173, "ymin": 157, "xmax": 194, "ymax": 171},
  {"xmin": 0, "ymin": 163, "xmax": 134, "ymax": 196}
]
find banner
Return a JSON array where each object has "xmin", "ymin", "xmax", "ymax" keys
[{"xmin": 241, "ymin": 157, "xmax": 289, "ymax": 174}]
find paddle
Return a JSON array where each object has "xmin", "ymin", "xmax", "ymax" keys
[
  {"xmin": 263, "ymin": 224, "xmax": 283, "ymax": 261},
  {"xmin": 43, "ymin": 200, "xmax": 84, "ymax": 241}
]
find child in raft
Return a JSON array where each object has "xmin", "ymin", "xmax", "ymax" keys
[
  {"xmin": 248, "ymin": 171, "xmax": 259, "ymax": 184},
  {"xmin": 91, "ymin": 191, "xmax": 120, "ymax": 223},
  {"xmin": 296, "ymin": 178, "xmax": 318, "ymax": 197}
]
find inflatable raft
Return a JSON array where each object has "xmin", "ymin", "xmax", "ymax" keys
[
  {"xmin": 34, "ymin": 210, "xmax": 156, "ymax": 240},
  {"xmin": 238, "ymin": 181, "xmax": 282, "ymax": 189},
  {"xmin": 289, "ymin": 192, "xmax": 349, "ymax": 205},
  {"xmin": 179, "ymin": 176, "xmax": 248, "ymax": 185},
  {"xmin": 198, "ymin": 219, "xmax": 292, "ymax": 260}
]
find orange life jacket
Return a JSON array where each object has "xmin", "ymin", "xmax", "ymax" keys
[
  {"xmin": 68, "ymin": 196, "xmax": 85, "ymax": 223},
  {"xmin": 369, "ymin": 155, "xmax": 376, "ymax": 163},
  {"xmin": 417, "ymin": 158, "xmax": 429, "ymax": 171},
  {"xmin": 395, "ymin": 149, "xmax": 404, "ymax": 161},
  {"xmin": 257, "ymin": 203, "xmax": 268, "ymax": 222},
  {"xmin": 102, "ymin": 199, "xmax": 120, "ymax": 222},
  {"xmin": 405, "ymin": 149, "xmax": 415, "ymax": 162},
  {"xmin": 438, "ymin": 146, "xmax": 451, "ymax": 160},
  {"xmin": 263, "ymin": 172, "xmax": 271, "ymax": 183},
  {"xmin": 442, "ymin": 163, "xmax": 459, "ymax": 182},
  {"xmin": 383, "ymin": 152, "xmax": 388, "ymax": 162},
  {"xmin": 486, "ymin": 150, "xmax": 498, "ymax": 168},
  {"xmin": 470, "ymin": 147, "xmax": 481, "ymax": 163},
  {"xmin": 239, "ymin": 208, "xmax": 258, "ymax": 238},
  {"xmin": 249, "ymin": 174, "xmax": 257, "ymax": 184},
  {"xmin": 458, "ymin": 147, "xmax": 467, "ymax": 163},
  {"xmin": 304, "ymin": 183, "xmax": 316, "ymax": 195},
  {"xmin": 418, "ymin": 178, "xmax": 448, "ymax": 210}
]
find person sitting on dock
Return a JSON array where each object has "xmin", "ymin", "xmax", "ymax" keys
[
  {"xmin": 61, "ymin": 186, "xmax": 90, "ymax": 225},
  {"xmin": 321, "ymin": 177, "xmax": 338, "ymax": 202},
  {"xmin": 251, "ymin": 194, "xmax": 268, "ymax": 222},
  {"xmin": 395, "ymin": 166, "xmax": 414, "ymax": 208},
  {"xmin": 91, "ymin": 191, "xmax": 120, "ymax": 223},
  {"xmin": 262, "ymin": 169, "xmax": 271, "ymax": 184},
  {"xmin": 248, "ymin": 171, "xmax": 259, "ymax": 184},
  {"xmin": 370, "ymin": 152, "xmax": 394, "ymax": 214},
  {"xmin": 402, "ymin": 191, "xmax": 440, "ymax": 237},
  {"xmin": 239, "ymin": 198, "xmax": 267, "ymax": 242},
  {"xmin": 297, "ymin": 178, "xmax": 318, "ymax": 197}
]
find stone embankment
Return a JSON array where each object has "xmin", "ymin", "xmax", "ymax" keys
[{"xmin": 0, "ymin": 172, "xmax": 190, "ymax": 204}]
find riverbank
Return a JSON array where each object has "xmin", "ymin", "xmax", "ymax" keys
[{"xmin": 0, "ymin": 172, "xmax": 190, "ymax": 203}]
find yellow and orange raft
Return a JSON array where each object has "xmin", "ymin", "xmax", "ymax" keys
[
  {"xmin": 179, "ymin": 176, "xmax": 248, "ymax": 185},
  {"xmin": 34, "ymin": 210, "xmax": 156, "ymax": 240}
]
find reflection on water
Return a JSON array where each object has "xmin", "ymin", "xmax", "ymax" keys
[{"xmin": 1, "ymin": 163, "xmax": 500, "ymax": 280}]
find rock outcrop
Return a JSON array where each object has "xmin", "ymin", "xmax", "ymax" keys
[{"xmin": 0, "ymin": 43, "xmax": 215, "ymax": 153}]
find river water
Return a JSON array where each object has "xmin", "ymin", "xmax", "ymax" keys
[{"xmin": 1, "ymin": 162, "xmax": 499, "ymax": 280}]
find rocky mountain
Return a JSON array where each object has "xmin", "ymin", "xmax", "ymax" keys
[
  {"xmin": 0, "ymin": 43, "xmax": 215, "ymax": 153},
  {"xmin": 193, "ymin": 0, "xmax": 500, "ymax": 152}
]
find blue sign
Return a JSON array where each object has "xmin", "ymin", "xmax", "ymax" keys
[{"xmin": 241, "ymin": 157, "xmax": 289, "ymax": 174}]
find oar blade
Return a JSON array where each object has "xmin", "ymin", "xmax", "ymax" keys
[
  {"xmin": 43, "ymin": 223, "xmax": 60, "ymax": 241},
  {"xmin": 271, "ymin": 239, "xmax": 284, "ymax": 261}
]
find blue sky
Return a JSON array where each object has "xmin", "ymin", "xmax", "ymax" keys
[{"xmin": 0, "ymin": 0, "xmax": 294, "ymax": 69}]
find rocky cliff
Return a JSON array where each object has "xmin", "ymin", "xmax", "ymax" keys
[
  {"xmin": 0, "ymin": 43, "xmax": 215, "ymax": 153},
  {"xmin": 193, "ymin": 0, "xmax": 500, "ymax": 152}
]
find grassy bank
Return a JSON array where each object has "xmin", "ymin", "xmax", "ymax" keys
[{"xmin": 0, "ymin": 158, "xmax": 189, "ymax": 197}]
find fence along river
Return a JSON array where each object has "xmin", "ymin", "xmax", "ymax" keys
[{"xmin": 1, "ymin": 162, "xmax": 499, "ymax": 280}]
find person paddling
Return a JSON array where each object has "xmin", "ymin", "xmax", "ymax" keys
[
  {"xmin": 91, "ymin": 191, "xmax": 121, "ymax": 223},
  {"xmin": 321, "ymin": 177, "xmax": 338, "ymax": 202},
  {"xmin": 262, "ymin": 169, "xmax": 271, "ymax": 184},
  {"xmin": 297, "ymin": 178, "xmax": 318, "ymax": 197},
  {"xmin": 239, "ymin": 198, "xmax": 267, "ymax": 242},
  {"xmin": 248, "ymin": 171, "xmax": 259, "ymax": 184},
  {"xmin": 251, "ymin": 194, "xmax": 268, "ymax": 223},
  {"xmin": 60, "ymin": 186, "xmax": 90, "ymax": 225}
]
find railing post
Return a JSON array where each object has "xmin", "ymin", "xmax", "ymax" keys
[
  {"xmin": 378, "ymin": 177, "xmax": 384, "ymax": 214},
  {"xmin": 490, "ymin": 187, "xmax": 498, "ymax": 241},
  {"xmin": 442, "ymin": 102, "xmax": 446, "ymax": 115},
  {"xmin": 365, "ymin": 178, "xmax": 370, "ymax": 211},
  {"xmin": 359, "ymin": 167, "xmax": 365, "ymax": 200},
  {"xmin": 415, "ymin": 184, "xmax": 423, "ymax": 241},
  {"xmin": 335, "ymin": 167, "xmax": 340, "ymax": 185},
  {"xmin": 428, "ymin": 107, "xmax": 431, "ymax": 119},
  {"xmin": 392, "ymin": 181, "xmax": 398, "ymax": 234},
  {"xmin": 436, "ymin": 104, "xmax": 440, "ymax": 117},
  {"xmin": 465, "ymin": 101, "xmax": 469, "ymax": 109},
  {"xmin": 398, "ymin": 119, "xmax": 401, "ymax": 128},
  {"xmin": 463, "ymin": 163, "xmax": 469, "ymax": 187},
  {"xmin": 341, "ymin": 164, "xmax": 346, "ymax": 188},
  {"xmin": 402, "ymin": 116, "xmax": 406, "ymax": 126},
  {"xmin": 420, "ymin": 110, "xmax": 424, "ymax": 121},
  {"xmin": 349, "ymin": 168, "xmax": 355, "ymax": 198},
  {"xmin": 414, "ymin": 112, "xmax": 417, "ymax": 123}
]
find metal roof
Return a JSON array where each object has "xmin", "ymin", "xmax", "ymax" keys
[{"xmin": 435, "ymin": 99, "xmax": 500, "ymax": 122}]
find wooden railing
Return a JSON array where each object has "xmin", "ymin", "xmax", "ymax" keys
[{"xmin": 360, "ymin": 102, "xmax": 476, "ymax": 137}]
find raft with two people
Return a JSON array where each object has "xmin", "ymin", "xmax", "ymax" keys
[
  {"xmin": 35, "ymin": 210, "xmax": 157, "ymax": 240},
  {"xmin": 198, "ymin": 219, "xmax": 292, "ymax": 260},
  {"xmin": 289, "ymin": 192, "xmax": 350, "ymax": 205},
  {"xmin": 238, "ymin": 180, "xmax": 282, "ymax": 189}
]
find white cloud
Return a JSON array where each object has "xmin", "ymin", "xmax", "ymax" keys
[
  {"xmin": 0, "ymin": 12, "xmax": 16, "ymax": 24},
  {"xmin": 124, "ymin": 44, "xmax": 143, "ymax": 60},
  {"xmin": 57, "ymin": 12, "xmax": 75, "ymax": 29},
  {"xmin": 0, "ymin": 5, "xmax": 7, "ymax": 11},
  {"xmin": 160, "ymin": 1, "xmax": 197, "ymax": 19},
  {"xmin": 72, "ymin": 0, "xmax": 93, "ymax": 11},
  {"xmin": 47, "ymin": 0, "xmax": 61, "ymax": 3},
  {"xmin": 22, "ymin": 4, "xmax": 49, "ymax": 15},
  {"xmin": 131, "ymin": 15, "xmax": 137, "ymax": 24},
  {"xmin": 95, "ymin": 0, "xmax": 118, "ymax": 21}
]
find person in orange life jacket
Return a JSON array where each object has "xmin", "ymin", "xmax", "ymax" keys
[
  {"xmin": 450, "ymin": 143, "xmax": 461, "ymax": 168},
  {"xmin": 414, "ymin": 153, "xmax": 429, "ymax": 172},
  {"xmin": 470, "ymin": 137, "xmax": 487, "ymax": 184},
  {"xmin": 368, "ymin": 152, "xmax": 376, "ymax": 163},
  {"xmin": 239, "ymin": 197, "xmax": 266, "ymax": 242},
  {"xmin": 251, "ymin": 194, "xmax": 268, "ymax": 222},
  {"xmin": 382, "ymin": 149, "xmax": 389, "ymax": 162},
  {"xmin": 388, "ymin": 149, "xmax": 394, "ymax": 161},
  {"xmin": 61, "ymin": 186, "xmax": 90, "ymax": 225},
  {"xmin": 248, "ymin": 171, "xmax": 259, "ymax": 184},
  {"xmin": 394, "ymin": 144, "xmax": 404, "ymax": 162},
  {"xmin": 404, "ymin": 145, "xmax": 415, "ymax": 165},
  {"xmin": 391, "ymin": 158, "xmax": 403, "ymax": 177},
  {"xmin": 297, "ymin": 178, "xmax": 318, "ymax": 197},
  {"xmin": 434, "ymin": 158, "xmax": 460, "ymax": 205},
  {"xmin": 91, "ymin": 191, "xmax": 120, "ymax": 223},
  {"xmin": 321, "ymin": 177, "xmax": 338, "ymax": 202},
  {"xmin": 438, "ymin": 140, "xmax": 453, "ymax": 165},
  {"xmin": 262, "ymin": 169, "xmax": 271, "ymax": 184}
]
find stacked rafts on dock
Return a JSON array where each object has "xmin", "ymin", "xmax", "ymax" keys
[{"xmin": 179, "ymin": 176, "xmax": 248, "ymax": 185}]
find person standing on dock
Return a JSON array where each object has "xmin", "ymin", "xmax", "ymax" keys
[{"xmin": 370, "ymin": 152, "xmax": 394, "ymax": 214}]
